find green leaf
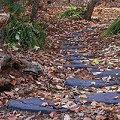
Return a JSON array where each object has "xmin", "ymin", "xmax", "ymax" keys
[
  {"xmin": 15, "ymin": 34, "xmax": 20, "ymax": 40},
  {"xmin": 34, "ymin": 46, "xmax": 40, "ymax": 50},
  {"xmin": 91, "ymin": 58, "xmax": 99, "ymax": 65}
]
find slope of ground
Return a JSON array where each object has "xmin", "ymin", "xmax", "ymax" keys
[{"xmin": 0, "ymin": 3, "xmax": 120, "ymax": 120}]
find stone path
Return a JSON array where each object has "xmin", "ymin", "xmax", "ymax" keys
[
  {"xmin": 8, "ymin": 30, "xmax": 120, "ymax": 114},
  {"xmin": 62, "ymin": 31, "xmax": 120, "ymax": 105}
]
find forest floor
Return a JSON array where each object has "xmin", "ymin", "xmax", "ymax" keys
[{"xmin": 0, "ymin": 3, "xmax": 120, "ymax": 120}]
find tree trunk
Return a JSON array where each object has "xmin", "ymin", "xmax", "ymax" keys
[
  {"xmin": 84, "ymin": 0, "xmax": 97, "ymax": 20},
  {"xmin": 31, "ymin": 0, "xmax": 40, "ymax": 21}
]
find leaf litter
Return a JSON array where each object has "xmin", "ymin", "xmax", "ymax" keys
[{"xmin": 0, "ymin": 1, "xmax": 120, "ymax": 120}]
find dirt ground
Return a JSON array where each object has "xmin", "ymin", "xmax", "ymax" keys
[{"xmin": 0, "ymin": 2, "xmax": 120, "ymax": 120}]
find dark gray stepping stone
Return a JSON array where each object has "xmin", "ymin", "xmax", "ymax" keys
[
  {"xmin": 62, "ymin": 42, "xmax": 83, "ymax": 46},
  {"xmin": 64, "ymin": 63, "xmax": 97, "ymax": 69},
  {"xmin": 65, "ymin": 39, "xmax": 84, "ymax": 42},
  {"xmin": 61, "ymin": 37, "xmax": 83, "ymax": 43},
  {"xmin": 76, "ymin": 92, "xmax": 120, "ymax": 104},
  {"xmin": 89, "ymin": 68, "xmax": 101, "ymax": 73},
  {"xmin": 64, "ymin": 56, "xmax": 85, "ymax": 61},
  {"xmin": 62, "ymin": 49, "xmax": 85, "ymax": 53},
  {"xmin": 71, "ymin": 31, "xmax": 83, "ymax": 37},
  {"xmin": 63, "ymin": 40, "xmax": 83, "ymax": 44},
  {"xmin": 8, "ymin": 97, "xmax": 68, "ymax": 113},
  {"xmin": 95, "ymin": 69, "xmax": 120, "ymax": 78},
  {"xmin": 69, "ymin": 26, "xmax": 96, "ymax": 38},
  {"xmin": 71, "ymin": 29, "xmax": 91, "ymax": 37},
  {"xmin": 71, "ymin": 54, "xmax": 94, "ymax": 58},
  {"xmin": 62, "ymin": 37, "xmax": 82, "ymax": 41},
  {"xmin": 60, "ymin": 36, "xmax": 73, "ymax": 40},
  {"xmin": 60, "ymin": 45, "xmax": 84, "ymax": 49},
  {"xmin": 71, "ymin": 60, "xmax": 89, "ymax": 64},
  {"xmin": 65, "ymin": 78, "xmax": 118, "ymax": 88},
  {"xmin": 71, "ymin": 27, "xmax": 97, "ymax": 37},
  {"xmin": 70, "ymin": 61, "xmax": 99, "ymax": 69},
  {"xmin": 68, "ymin": 50, "xmax": 87, "ymax": 54}
]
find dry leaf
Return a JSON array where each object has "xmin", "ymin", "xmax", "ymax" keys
[
  {"xmin": 83, "ymin": 117, "xmax": 92, "ymax": 120},
  {"xmin": 64, "ymin": 114, "xmax": 71, "ymax": 120},
  {"xmin": 96, "ymin": 115, "xmax": 106, "ymax": 120},
  {"xmin": 49, "ymin": 112, "xmax": 57, "ymax": 118},
  {"xmin": 8, "ymin": 116, "xmax": 17, "ymax": 120},
  {"xmin": 91, "ymin": 82, "xmax": 96, "ymax": 85},
  {"xmin": 79, "ymin": 94, "xmax": 88, "ymax": 98},
  {"xmin": 41, "ymin": 102, "xmax": 48, "ymax": 106},
  {"xmin": 10, "ymin": 80, "xmax": 17, "ymax": 86}
]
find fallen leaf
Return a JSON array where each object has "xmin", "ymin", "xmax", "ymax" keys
[
  {"xmin": 79, "ymin": 94, "xmax": 88, "ymax": 99},
  {"xmin": 91, "ymin": 58, "xmax": 99, "ymax": 65},
  {"xmin": 114, "ymin": 96, "xmax": 119, "ymax": 100},
  {"xmin": 49, "ymin": 111, "xmax": 57, "ymax": 118},
  {"xmin": 96, "ymin": 115, "xmax": 106, "ymax": 120},
  {"xmin": 83, "ymin": 117, "xmax": 92, "ymax": 120},
  {"xmin": 56, "ymin": 85, "xmax": 64, "ymax": 90},
  {"xmin": 64, "ymin": 114, "xmax": 71, "ymax": 120},
  {"xmin": 91, "ymin": 82, "xmax": 96, "ymax": 85},
  {"xmin": 116, "ymin": 115, "xmax": 120, "ymax": 119},
  {"xmin": 41, "ymin": 102, "xmax": 48, "ymax": 106},
  {"xmin": 8, "ymin": 116, "xmax": 17, "ymax": 120},
  {"xmin": 10, "ymin": 80, "xmax": 17, "ymax": 86}
]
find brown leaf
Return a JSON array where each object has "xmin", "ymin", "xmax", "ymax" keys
[
  {"xmin": 10, "ymin": 80, "xmax": 17, "ymax": 86},
  {"xmin": 49, "ymin": 112, "xmax": 57, "ymax": 118},
  {"xmin": 96, "ymin": 115, "xmax": 106, "ymax": 120},
  {"xmin": 8, "ymin": 116, "xmax": 17, "ymax": 120},
  {"xmin": 83, "ymin": 117, "xmax": 92, "ymax": 120}
]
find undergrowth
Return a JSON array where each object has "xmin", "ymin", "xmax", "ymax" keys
[
  {"xmin": 102, "ymin": 17, "xmax": 120, "ymax": 37},
  {"xmin": 2, "ymin": 0, "xmax": 46, "ymax": 49},
  {"xmin": 58, "ymin": 5, "xmax": 86, "ymax": 19},
  {"xmin": 4, "ymin": 14, "xmax": 46, "ymax": 49}
]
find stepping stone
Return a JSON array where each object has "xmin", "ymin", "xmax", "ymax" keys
[
  {"xmin": 60, "ymin": 36, "xmax": 73, "ymax": 40},
  {"xmin": 62, "ymin": 42, "xmax": 83, "ymax": 46},
  {"xmin": 8, "ymin": 97, "xmax": 68, "ymax": 113},
  {"xmin": 70, "ymin": 27, "xmax": 96, "ymax": 38},
  {"xmin": 63, "ymin": 39, "xmax": 83, "ymax": 43},
  {"xmin": 64, "ymin": 56, "xmax": 85, "ymax": 61},
  {"xmin": 62, "ymin": 49, "xmax": 85, "ymax": 53},
  {"xmin": 71, "ymin": 53, "xmax": 94, "ymax": 58},
  {"xmin": 71, "ymin": 31, "xmax": 83, "ymax": 37},
  {"xmin": 71, "ymin": 60, "xmax": 90, "ymax": 64},
  {"xmin": 64, "ymin": 63, "xmax": 97, "ymax": 69},
  {"xmin": 65, "ymin": 78, "xmax": 118, "ymax": 88},
  {"xmin": 61, "ymin": 36, "xmax": 82, "ymax": 41},
  {"xmin": 60, "ymin": 45, "xmax": 84, "ymax": 49},
  {"xmin": 65, "ymin": 39, "xmax": 84, "ymax": 42},
  {"xmin": 89, "ymin": 68, "xmax": 101, "ymax": 73},
  {"xmin": 76, "ymin": 92, "xmax": 120, "ymax": 104},
  {"xmin": 93, "ymin": 69, "xmax": 120, "ymax": 78},
  {"xmin": 71, "ymin": 29, "xmax": 91, "ymax": 37}
]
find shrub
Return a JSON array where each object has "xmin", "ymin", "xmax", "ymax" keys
[
  {"xmin": 58, "ymin": 5, "xmax": 85, "ymax": 19},
  {"xmin": 2, "ymin": 0, "xmax": 24, "ymax": 14},
  {"xmin": 2, "ymin": 0, "xmax": 46, "ymax": 49},
  {"xmin": 4, "ymin": 14, "xmax": 46, "ymax": 49},
  {"xmin": 102, "ymin": 17, "xmax": 120, "ymax": 37}
]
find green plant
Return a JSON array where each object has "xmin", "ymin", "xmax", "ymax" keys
[
  {"xmin": 2, "ymin": 0, "xmax": 24, "ymax": 15},
  {"xmin": 4, "ymin": 14, "xmax": 46, "ymax": 49},
  {"xmin": 9, "ymin": 2, "xmax": 24, "ymax": 14},
  {"xmin": 102, "ymin": 17, "xmax": 120, "ymax": 37},
  {"xmin": 58, "ymin": 5, "xmax": 86, "ymax": 19},
  {"xmin": 2, "ymin": 0, "xmax": 46, "ymax": 49}
]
